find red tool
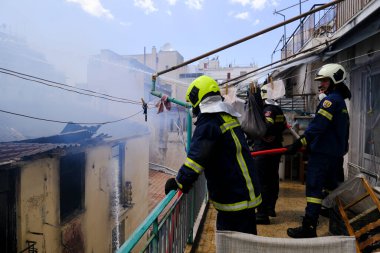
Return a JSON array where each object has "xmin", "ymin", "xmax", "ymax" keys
[{"xmin": 251, "ymin": 148, "xmax": 287, "ymax": 157}]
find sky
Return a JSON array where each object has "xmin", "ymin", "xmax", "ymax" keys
[{"xmin": 0, "ymin": 0, "xmax": 325, "ymax": 84}]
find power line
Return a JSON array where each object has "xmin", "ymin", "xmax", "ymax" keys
[
  {"xmin": 0, "ymin": 108, "xmax": 144, "ymax": 125},
  {"xmin": 279, "ymin": 48, "xmax": 380, "ymax": 85},
  {"xmin": 0, "ymin": 67, "xmax": 142, "ymax": 105},
  {"xmin": 274, "ymin": 0, "xmax": 311, "ymax": 14},
  {"xmin": 231, "ymin": 47, "xmax": 380, "ymax": 99}
]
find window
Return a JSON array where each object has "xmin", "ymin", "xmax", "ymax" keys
[
  {"xmin": 60, "ymin": 153, "xmax": 85, "ymax": 222},
  {"xmin": 364, "ymin": 73, "xmax": 380, "ymax": 157}
]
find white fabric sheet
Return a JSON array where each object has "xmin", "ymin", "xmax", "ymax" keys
[{"xmin": 216, "ymin": 231, "xmax": 356, "ymax": 253}]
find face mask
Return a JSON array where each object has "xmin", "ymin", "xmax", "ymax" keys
[{"xmin": 318, "ymin": 93, "xmax": 327, "ymax": 101}]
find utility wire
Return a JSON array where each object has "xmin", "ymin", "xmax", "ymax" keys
[
  {"xmin": 280, "ymin": 48, "xmax": 380, "ymax": 87},
  {"xmin": 0, "ymin": 67, "xmax": 142, "ymax": 105},
  {"xmin": 274, "ymin": 0, "xmax": 311, "ymax": 14},
  {"xmin": 0, "ymin": 108, "xmax": 144, "ymax": 125},
  {"xmin": 233, "ymin": 47, "xmax": 380, "ymax": 99}
]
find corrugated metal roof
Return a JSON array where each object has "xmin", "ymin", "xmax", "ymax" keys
[{"xmin": 0, "ymin": 142, "xmax": 79, "ymax": 166}]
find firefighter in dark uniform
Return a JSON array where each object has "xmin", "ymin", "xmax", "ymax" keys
[
  {"xmin": 165, "ymin": 75, "xmax": 262, "ymax": 235},
  {"xmin": 286, "ymin": 63, "xmax": 351, "ymax": 238},
  {"xmin": 254, "ymin": 83, "xmax": 287, "ymax": 224}
]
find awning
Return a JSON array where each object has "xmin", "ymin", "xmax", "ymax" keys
[
  {"xmin": 270, "ymin": 54, "xmax": 319, "ymax": 79},
  {"xmin": 241, "ymin": 51, "xmax": 321, "ymax": 82},
  {"xmin": 236, "ymin": 51, "xmax": 320, "ymax": 93}
]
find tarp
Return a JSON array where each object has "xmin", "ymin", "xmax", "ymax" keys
[{"xmin": 216, "ymin": 231, "xmax": 356, "ymax": 253}]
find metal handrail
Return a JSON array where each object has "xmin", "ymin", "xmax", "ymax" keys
[
  {"xmin": 116, "ymin": 190, "xmax": 178, "ymax": 253},
  {"xmin": 272, "ymin": 4, "xmax": 338, "ymax": 60},
  {"xmin": 117, "ymin": 175, "xmax": 208, "ymax": 253}
]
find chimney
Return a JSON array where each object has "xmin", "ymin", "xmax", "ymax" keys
[{"xmin": 152, "ymin": 46, "xmax": 157, "ymax": 70}]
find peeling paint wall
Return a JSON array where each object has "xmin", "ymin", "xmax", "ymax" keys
[
  {"xmin": 19, "ymin": 157, "xmax": 61, "ymax": 252},
  {"xmin": 16, "ymin": 137, "xmax": 150, "ymax": 252},
  {"xmin": 123, "ymin": 135, "xmax": 150, "ymax": 250},
  {"xmin": 83, "ymin": 145, "xmax": 113, "ymax": 252}
]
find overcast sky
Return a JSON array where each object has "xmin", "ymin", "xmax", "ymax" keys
[{"xmin": 0, "ymin": 0, "xmax": 324, "ymax": 83}]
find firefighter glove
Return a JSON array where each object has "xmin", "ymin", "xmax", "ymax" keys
[
  {"xmin": 285, "ymin": 136, "xmax": 306, "ymax": 155},
  {"xmin": 165, "ymin": 178, "xmax": 179, "ymax": 195}
]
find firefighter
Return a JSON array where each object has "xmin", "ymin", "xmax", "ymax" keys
[
  {"xmin": 286, "ymin": 63, "xmax": 351, "ymax": 238},
  {"xmin": 254, "ymin": 82, "xmax": 287, "ymax": 225},
  {"xmin": 165, "ymin": 75, "xmax": 262, "ymax": 235}
]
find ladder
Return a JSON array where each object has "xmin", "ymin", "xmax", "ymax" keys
[{"xmin": 336, "ymin": 178, "xmax": 380, "ymax": 253}]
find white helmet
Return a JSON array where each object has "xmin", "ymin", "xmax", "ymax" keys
[{"xmin": 314, "ymin": 63, "xmax": 346, "ymax": 84}]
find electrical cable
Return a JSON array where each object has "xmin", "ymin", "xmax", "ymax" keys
[
  {"xmin": 0, "ymin": 67, "xmax": 142, "ymax": 105},
  {"xmin": 232, "ymin": 47, "xmax": 380, "ymax": 101},
  {"xmin": 274, "ymin": 0, "xmax": 311, "ymax": 14},
  {"xmin": 0, "ymin": 108, "xmax": 144, "ymax": 125}
]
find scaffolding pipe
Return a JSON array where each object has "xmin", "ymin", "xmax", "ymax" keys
[{"xmin": 155, "ymin": 0, "xmax": 344, "ymax": 77}]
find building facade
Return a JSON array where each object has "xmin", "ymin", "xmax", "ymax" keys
[{"xmin": 0, "ymin": 125, "xmax": 150, "ymax": 253}]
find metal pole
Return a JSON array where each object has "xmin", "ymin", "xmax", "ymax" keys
[
  {"xmin": 220, "ymin": 37, "xmax": 338, "ymax": 86},
  {"xmin": 274, "ymin": 10, "xmax": 287, "ymax": 58},
  {"xmin": 156, "ymin": 0, "xmax": 344, "ymax": 77},
  {"xmin": 299, "ymin": 0, "xmax": 304, "ymax": 47}
]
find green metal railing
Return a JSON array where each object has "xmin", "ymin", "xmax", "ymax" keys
[
  {"xmin": 117, "ymin": 175, "xmax": 207, "ymax": 253},
  {"xmin": 116, "ymin": 75, "xmax": 208, "ymax": 253}
]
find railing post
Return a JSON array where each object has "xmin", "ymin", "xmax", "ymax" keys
[
  {"xmin": 187, "ymin": 190, "xmax": 195, "ymax": 244},
  {"xmin": 152, "ymin": 219, "xmax": 159, "ymax": 253},
  {"xmin": 186, "ymin": 108, "xmax": 194, "ymax": 244}
]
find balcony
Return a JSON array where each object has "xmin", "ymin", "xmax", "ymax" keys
[{"xmin": 273, "ymin": 0, "xmax": 373, "ymax": 61}]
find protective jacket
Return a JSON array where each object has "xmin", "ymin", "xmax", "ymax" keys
[
  {"xmin": 176, "ymin": 111, "xmax": 262, "ymax": 212},
  {"xmin": 254, "ymin": 103, "xmax": 287, "ymax": 150},
  {"xmin": 304, "ymin": 89, "xmax": 349, "ymax": 157}
]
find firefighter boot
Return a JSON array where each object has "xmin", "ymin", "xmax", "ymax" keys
[
  {"xmin": 256, "ymin": 206, "xmax": 270, "ymax": 225},
  {"xmin": 287, "ymin": 216, "xmax": 317, "ymax": 238}
]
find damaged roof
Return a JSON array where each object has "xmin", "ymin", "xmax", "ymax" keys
[
  {"xmin": 0, "ymin": 123, "xmax": 101, "ymax": 167},
  {"xmin": 0, "ymin": 142, "xmax": 79, "ymax": 166}
]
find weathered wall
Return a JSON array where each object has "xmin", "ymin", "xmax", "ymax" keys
[
  {"xmin": 17, "ymin": 137, "xmax": 151, "ymax": 253},
  {"xmin": 19, "ymin": 157, "xmax": 61, "ymax": 252},
  {"xmin": 83, "ymin": 145, "xmax": 113, "ymax": 253},
  {"xmin": 123, "ymin": 135, "xmax": 150, "ymax": 250}
]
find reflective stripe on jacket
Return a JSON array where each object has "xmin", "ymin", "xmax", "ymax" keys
[
  {"xmin": 176, "ymin": 112, "xmax": 262, "ymax": 212},
  {"xmin": 304, "ymin": 90, "xmax": 349, "ymax": 157}
]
